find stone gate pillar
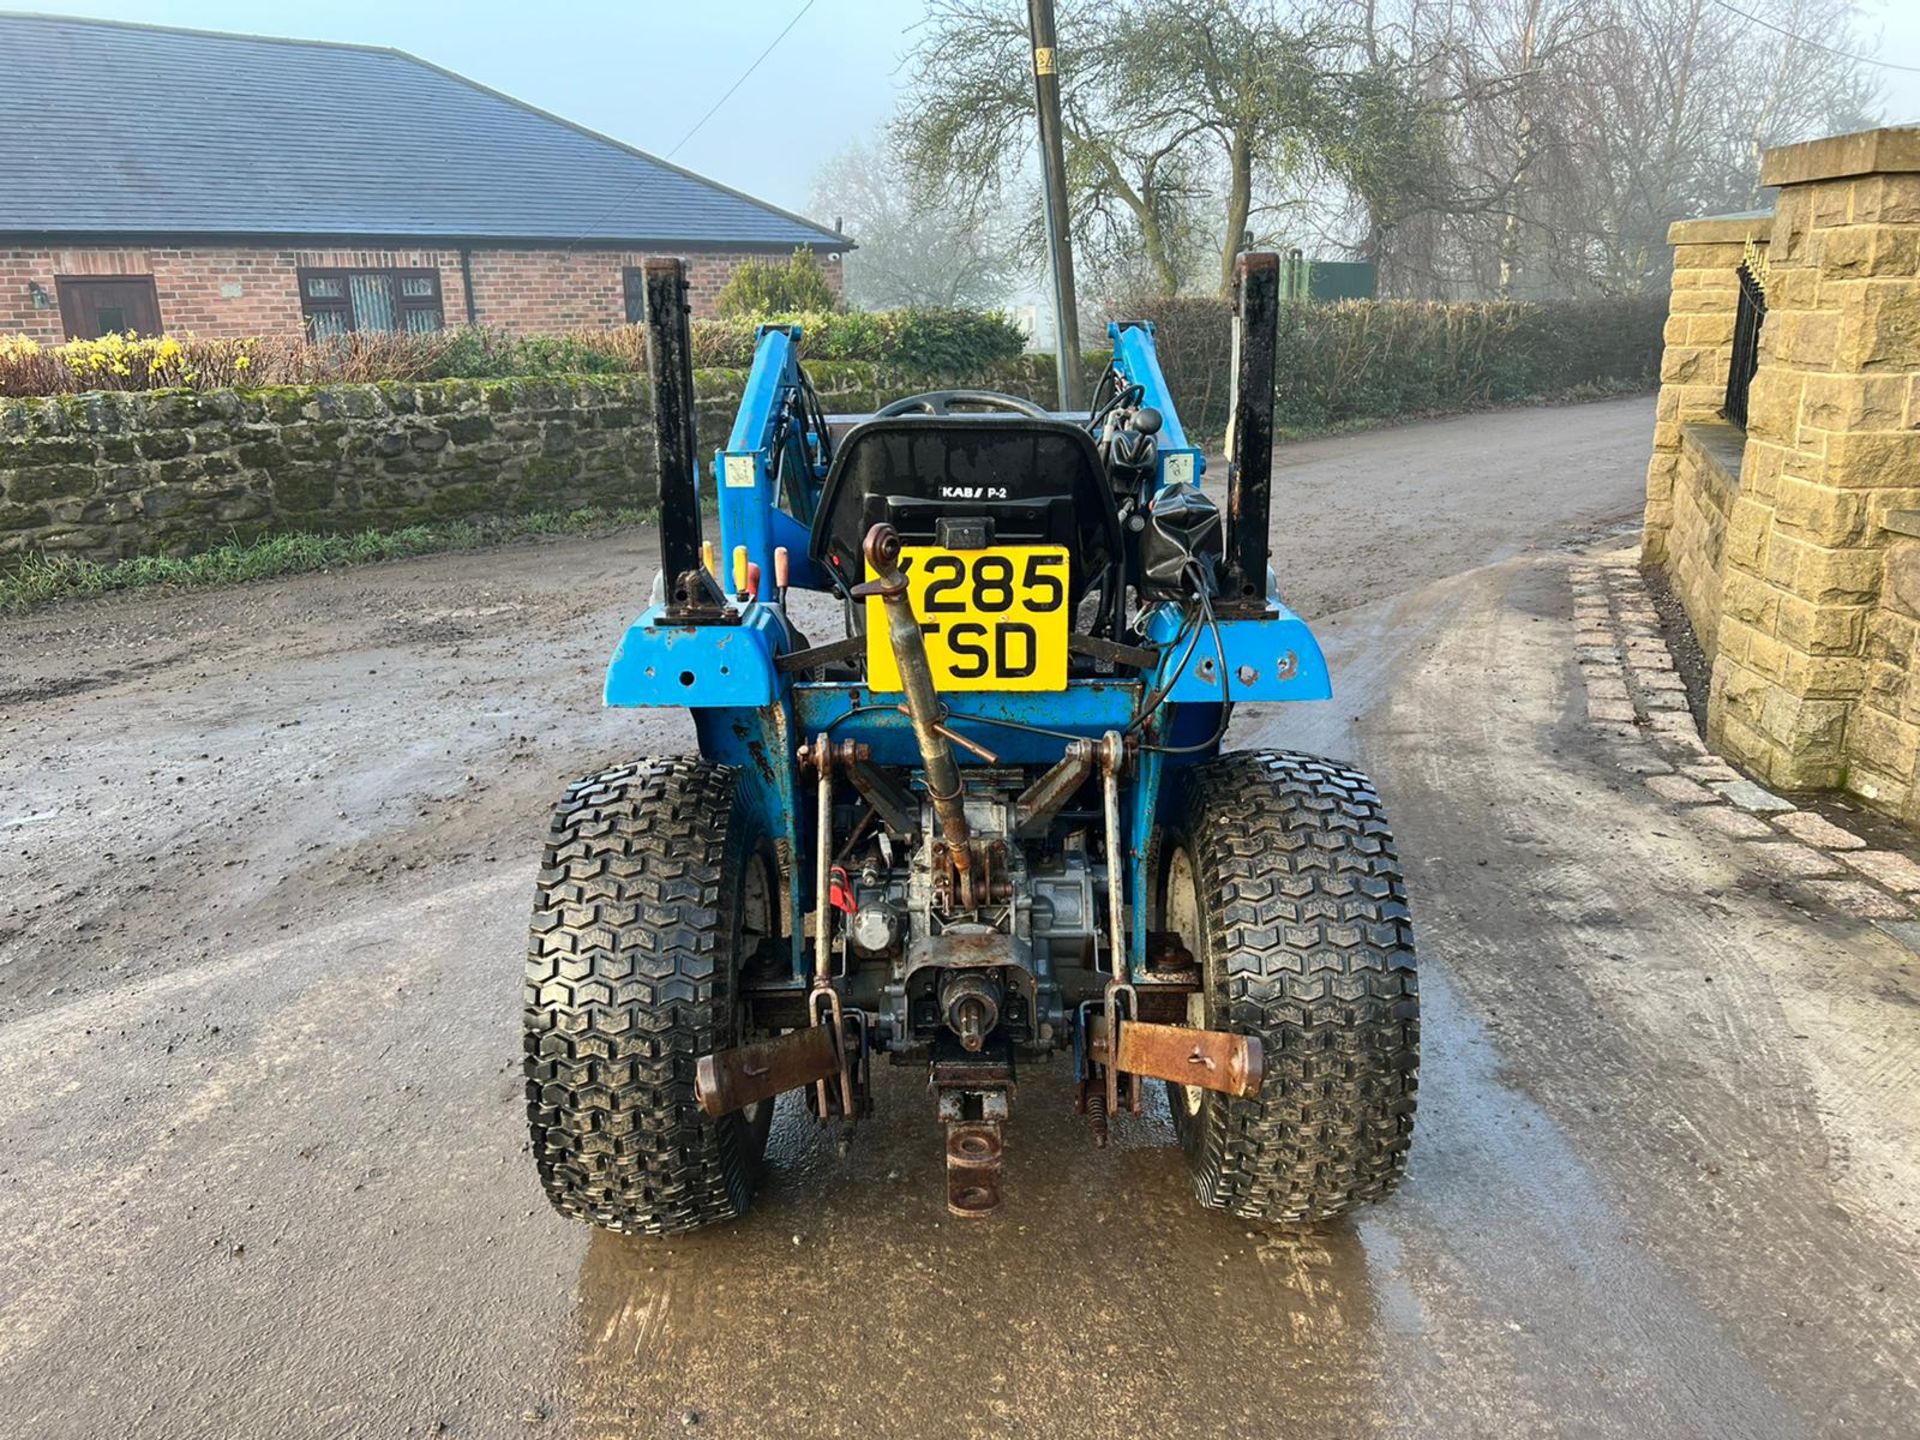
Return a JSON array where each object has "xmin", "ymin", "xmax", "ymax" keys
[
  {"xmin": 1643, "ymin": 213, "xmax": 1771, "ymax": 570},
  {"xmin": 1709, "ymin": 128, "xmax": 1920, "ymax": 812}
]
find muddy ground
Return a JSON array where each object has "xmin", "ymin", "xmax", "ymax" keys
[{"xmin": 3, "ymin": 394, "xmax": 1917, "ymax": 1438}]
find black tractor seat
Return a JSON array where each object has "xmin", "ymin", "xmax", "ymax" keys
[{"xmin": 807, "ymin": 412, "xmax": 1124, "ymax": 610}]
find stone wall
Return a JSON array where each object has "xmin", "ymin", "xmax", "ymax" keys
[
  {"xmin": 1643, "ymin": 126, "xmax": 1920, "ymax": 823},
  {"xmin": 1664, "ymin": 420, "xmax": 1747, "ymax": 657},
  {"xmin": 1870, "ymin": 519, "xmax": 1920, "ymax": 813},
  {"xmin": 0, "ymin": 243, "xmax": 845, "ymax": 345},
  {"xmin": 1644, "ymin": 213, "xmax": 1774, "ymax": 658},
  {"xmin": 0, "ymin": 356, "xmax": 1054, "ymax": 564}
]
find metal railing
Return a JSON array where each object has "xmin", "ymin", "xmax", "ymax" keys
[{"xmin": 1722, "ymin": 261, "xmax": 1767, "ymax": 428}]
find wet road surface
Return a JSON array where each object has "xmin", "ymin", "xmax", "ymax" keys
[{"xmin": 5, "ymin": 395, "xmax": 1919, "ymax": 1437}]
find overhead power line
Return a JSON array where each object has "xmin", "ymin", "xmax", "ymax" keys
[
  {"xmin": 665, "ymin": 0, "xmax": 820, "ymax": 159},
  {"xmin": 567, "ymin": 0, "xmax": 820, "ymax": 249},
  {"xmin": 1705, "ymin": 0, "xmax": 1920, "ymax": 75}
]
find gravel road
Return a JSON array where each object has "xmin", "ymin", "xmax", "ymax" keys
[{"xmin": 4, "ymin": 394, "xmax": 1917, "ymax": 1438}]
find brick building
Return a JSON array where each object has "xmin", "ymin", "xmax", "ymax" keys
[{"xmin": 0, "ymin": 14, "xmax": 849, "ymax": 345}]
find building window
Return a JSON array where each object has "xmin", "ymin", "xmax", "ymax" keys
[
  {"xmin": 299, "ymin": 268, "xmax": 443, "ymax": 336},
  {"xmin": 622, "ymin": 266, "xmax": 645, "ymax": 324},
  {"xmin": 57, "ymin": 275, "xmax": 162, "ymax": 339}
]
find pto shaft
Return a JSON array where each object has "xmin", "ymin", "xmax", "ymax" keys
[{"xmin": 861, "ymin": 523, "xmax": 973, "ymax": 883}]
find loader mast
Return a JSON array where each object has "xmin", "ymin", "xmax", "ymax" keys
[
  {"xmin": 642, "ymin": 257, "xmax": 729, "ymax": 622},
  {"xmin": 1028, "ymin": 0, "xmax": 1083, "ymax": 411}
]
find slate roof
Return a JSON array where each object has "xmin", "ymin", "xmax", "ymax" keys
[{"xmin": 0, "ymin": 12, "xmax": 848, "ymax": 249}]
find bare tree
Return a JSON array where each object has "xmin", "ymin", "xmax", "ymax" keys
[
  {"xmin": 1541, "ymin": 0, "xmax": 1879, "ymax": 291},
  {"xmin": 1328, "ymin": 0, "xmax": 1882, "ymax": 295},
  {"xmin": 810, "ymin": 138, "xmax": 1015, "ymax": 308},
  {"xmin": 894, "ymin": 0, "xmax": 1884, "ymax": 304},
  {"xmin": 895, "ymin": 0, "xmax": 1213, "ymax": 296}
]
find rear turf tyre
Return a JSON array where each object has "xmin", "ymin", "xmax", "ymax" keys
[
  {"xmin": 1162, "ymin": 750, "xmax": 1419, "ymax": 1224},
  {"xmin": 524, "ymin": 758, "xmax": 777, "ymax": 1235}
]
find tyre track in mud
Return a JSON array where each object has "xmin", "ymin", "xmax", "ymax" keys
[{"xmin": 1269, "ymin": 558, "xmax": 1920, "ymax": 1435}]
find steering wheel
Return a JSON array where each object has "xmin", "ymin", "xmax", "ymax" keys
[{"xmin": 873, "ymin": 389, "xmax": 1055, "ymax": 419}]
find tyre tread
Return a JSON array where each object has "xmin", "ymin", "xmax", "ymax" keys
[
  {"xmin": 523, "ymin": 757, "xmax": 761, "ymax": 1235},
  {"xmin": 1181, "ymin": 749, "xmax": 1419, "ymax": 1223}
]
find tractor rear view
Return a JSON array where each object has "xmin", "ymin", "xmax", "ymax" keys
[{"xmin": 522, "ymin": 253, "xmax": 1418, "ymax": 1232}]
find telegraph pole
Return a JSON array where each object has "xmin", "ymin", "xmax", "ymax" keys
[{"xmin": 1027, "ymin": 0, "xmax": 1083, "ymax": 410}]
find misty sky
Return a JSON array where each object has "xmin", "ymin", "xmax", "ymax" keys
[{"xmin": 12, "ymin": 0, "xmax": 1920, "ymax": 222}]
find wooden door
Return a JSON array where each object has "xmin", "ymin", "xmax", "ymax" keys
[{"xmin": 57, "ymin": 276, "xmax": 162, "ymax": 339}]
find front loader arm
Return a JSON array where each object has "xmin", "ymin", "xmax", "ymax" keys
[{"xmin": 715, "ymin": 324, "xmax": 831, "ymax": 600}]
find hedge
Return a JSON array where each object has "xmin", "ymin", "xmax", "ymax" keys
[
  {"xmin": 0, "ymin": 308, "xmax": 1030, "ymax": 398},
  {"xmin": 4, "ymin": 298, "xmax": 1660, "ymax": 438},
  {"xmin": 690, "ymin": 308, "xmax": 1027, "ymax": 370},
  {"xmin": 1117, "ymin": 295, "xmax": 1666, "ymax": 436}
]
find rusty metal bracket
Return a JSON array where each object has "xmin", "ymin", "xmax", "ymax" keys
[
  {"xmin": 837, "ymin": 739, "xmax": 917, "ymax": 837},
  {"xmin": 1068, "ymin": 633, "xmax": 1159, "ymax": 671},
  {"xmin": 694, "ymin": 1025, "xmax": 841, "ymax": 1119},
  {"xmin": 775, "ymin": 634, "xmax": 866, "ymax": 674},
  {"xmin": 1014, "ymin": 738, "xmax": 1096, "ymax": 837},
  {"xmin": 1117, "ymin": 1019, "xmax": 1262, "ymax": 1100},
  {"xmin": 945, "ymin": 1121, "xmax": 1004, "ymax": 1218},
  {"xmin": 1084, "ymin": 1012, "xmax": 1264, "ymax": 1103}
]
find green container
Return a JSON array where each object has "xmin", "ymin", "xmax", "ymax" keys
[{"xmin": 1282, "ymin": 254, "xmax": 1376, "ymax": 302}]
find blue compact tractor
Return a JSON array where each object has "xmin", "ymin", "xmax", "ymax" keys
[{"xmin": 524, "ymin": 254, "xmax": 1418, "ymax": 1230}]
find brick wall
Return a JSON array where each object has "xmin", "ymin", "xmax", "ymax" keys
[{"xmin": 0, "ymin": 243, "xmax": 845, "ymax": 343}]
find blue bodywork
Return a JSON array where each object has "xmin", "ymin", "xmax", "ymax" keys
[{"xmin": 604, "ymin": 320, "xmax": 1330, "ymax": 974}]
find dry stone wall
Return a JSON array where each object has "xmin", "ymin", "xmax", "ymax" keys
[{"xmin": 0, "ymin": 357, "xmax": 1056, "ymax": 563}]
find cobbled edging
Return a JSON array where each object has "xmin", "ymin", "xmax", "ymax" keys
[{"xmin": 1571, "ymin": 553, "xmax": 1920, "ymax": 933}]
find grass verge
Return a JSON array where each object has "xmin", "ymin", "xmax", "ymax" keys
[{"xmin": 0, "ymin": 504, "xmax": 657, "ymax": 615}]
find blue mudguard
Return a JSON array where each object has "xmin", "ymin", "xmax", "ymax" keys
[
  {"xmin": 603, "ymin": 601, "xmax": 786, "ymax": 708},
  {"xmin": 1138, "ymin": 586, "xmax": 1331, "ymax": 704}
]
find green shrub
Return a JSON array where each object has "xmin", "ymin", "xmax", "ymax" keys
[
  {"xmin": 714, "ymin": 248, "xmax": 839, "ymax": 318},
  {"xmin": 427, "ymin": 327, "xmax": 646, "ymax": 378},
  {"xmin": 1, "ymin": 308, "xmax": 1024, "ymax": 397},
  {"xmin": 1115, "ymin": 294, "xmax": 1666, "ymax": 436},
  {"xmin": 690, "ymin": 307, "xmax": 1027, "ymax": 372}
]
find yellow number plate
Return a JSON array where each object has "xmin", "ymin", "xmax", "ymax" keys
[{"xmin": 866, "ymin": 545, "xmax": 1070, "ymax": 692}]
